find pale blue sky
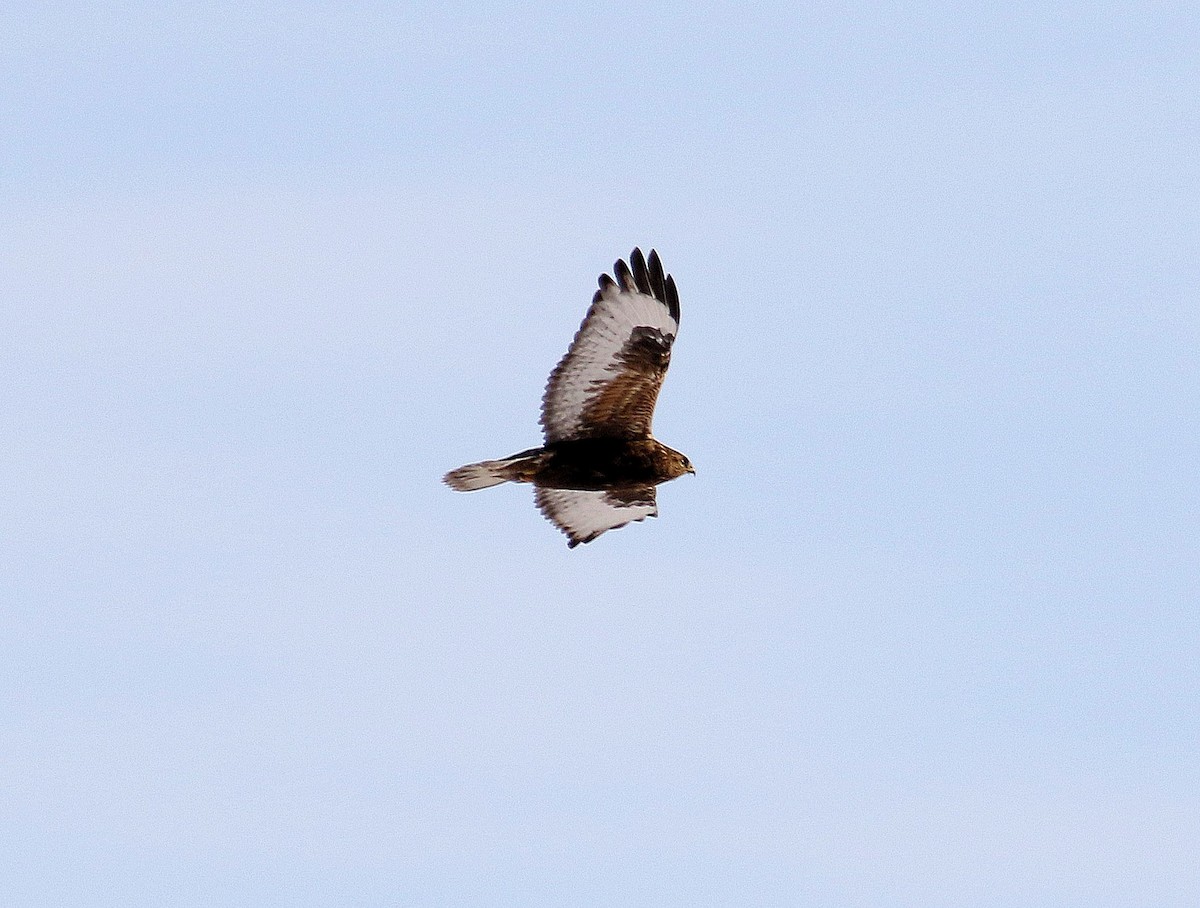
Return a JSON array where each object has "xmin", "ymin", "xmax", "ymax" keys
[{"xmin": 3, "ymin": 3, "xmax": 1198, "ymax": 905}]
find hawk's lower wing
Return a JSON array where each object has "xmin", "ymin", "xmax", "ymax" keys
[{"xmin": 534, "ymin": 487, "xmax": 658, "ymax": 548}]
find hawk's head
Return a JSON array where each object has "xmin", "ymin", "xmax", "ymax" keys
[{"xmin": 659, "ymin": 445, "xmax": 695, "ymax": 481}]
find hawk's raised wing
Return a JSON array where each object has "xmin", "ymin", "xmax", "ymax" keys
[
  {"xmin": 540, "ymin": 248, "xmax": 680, "ymax": 443},
  {"xmin": 534, "ymin": 486, "xmax": 658, "ymax": 548}
]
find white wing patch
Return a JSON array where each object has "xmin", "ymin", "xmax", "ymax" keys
[
  {"xmin": 541, "ymin": 248, "xmax": 679, "ymax": 443},
  {"xmin": 534, "ymin": 487, "xmax": 658, "ymax": 548}
]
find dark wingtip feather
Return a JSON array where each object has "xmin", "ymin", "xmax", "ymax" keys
[
  {"xmin": 665, "ymin": 274, "xmax": 680, "ymax": 323},
  {"xmin": 646, "ymin": 249, "xmax": 667, "ymax": 302},
  {"xmin": 629, "ymin": 248, "xmax": 652, "ymax": 295},
  {"xmin": 614, "ymin": 257, "xmax": 634, "ymax": 292}
]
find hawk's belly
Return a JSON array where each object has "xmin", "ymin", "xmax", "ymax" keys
[{"xmin": 531, "ymin": 438, "xmax": 667, "ymax": 490}]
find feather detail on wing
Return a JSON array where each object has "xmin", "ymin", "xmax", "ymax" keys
[
  {"xmin": 541, "ymin": 248, "xmax": 680, "ymax": 442},
  {"xmin": 534, "ymin": 486, "xmax": 658, "ymax": 548}
]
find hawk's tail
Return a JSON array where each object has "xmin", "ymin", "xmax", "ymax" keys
[{"xmin": 443, "ymin": 449, "xmax": 543, "ymax": 491}]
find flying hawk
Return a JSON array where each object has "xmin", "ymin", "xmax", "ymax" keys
[{"xmin": 444, "ymin": 248, "xmax": 694, "ymax": 547}]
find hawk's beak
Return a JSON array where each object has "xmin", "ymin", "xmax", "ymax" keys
[{"xmin": 687, "ymin": 464, "xmax": 696, "ymax": 476}]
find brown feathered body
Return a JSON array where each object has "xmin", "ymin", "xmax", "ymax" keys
[
  {"xmin": 445, "ymin": 438, "xmax": 693, "ymax": 493},
  {"xmin": 444, "ymin": 248, "xmax": 693, "ymax": 547}
]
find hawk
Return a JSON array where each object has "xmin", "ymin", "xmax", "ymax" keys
[{"xmin": 444, "ymin": 247, "xmax": 694, "ymax": 547}]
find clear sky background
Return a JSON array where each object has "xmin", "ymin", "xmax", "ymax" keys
[{"xmin": 3, "ymin": 2, "xmax": 1198, "ymax": 905}]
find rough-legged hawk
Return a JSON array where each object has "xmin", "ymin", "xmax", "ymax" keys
[{"xmin": 444, "ymin": 248, "xmax": 694, "ymax": 547}]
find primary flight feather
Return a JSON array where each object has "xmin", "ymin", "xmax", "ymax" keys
[{"xmin": 444, "ymin": 248, "xmax": 694, "ymax": 547}]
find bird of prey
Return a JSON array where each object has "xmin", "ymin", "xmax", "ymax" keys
[{"xmin": 444, "ymin": 247, "xmax": 694, "ymax": 547}]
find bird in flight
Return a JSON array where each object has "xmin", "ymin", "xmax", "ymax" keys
[{"xmin": 444, "ymin": 247, "xmax": 694, "ymax": 547}]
